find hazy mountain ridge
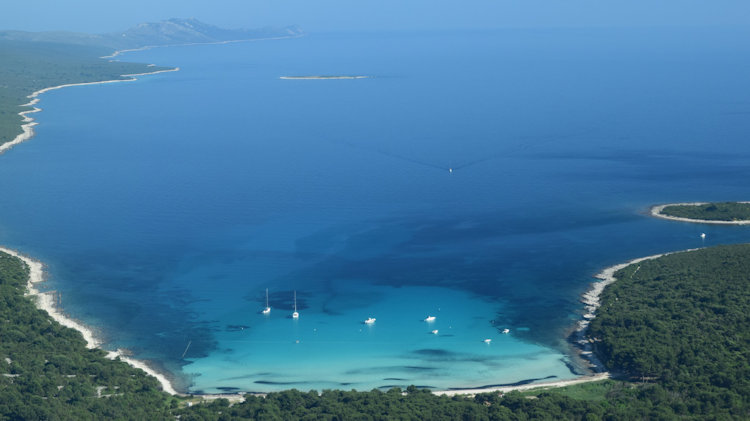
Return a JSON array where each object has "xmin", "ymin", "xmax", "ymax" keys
[{"xmin": 0, "ymin": 18, "xmax": 303, "ymax": 51}]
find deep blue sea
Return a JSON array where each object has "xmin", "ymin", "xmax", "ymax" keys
[{"xmin": 1, "ymin": 28, "xmax": 750, "ymax": 393}]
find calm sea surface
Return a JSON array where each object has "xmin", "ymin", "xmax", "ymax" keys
[{"xmin": 1, "ymin": 28, "xmax": 749, "ymax": 393}]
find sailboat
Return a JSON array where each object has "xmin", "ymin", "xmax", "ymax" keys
[
  {"xmin": 292, "ymin": 290, "xmax": 299, "ymax": 319},
  {"xmin": 262, "ymin": 288, "xmax": 271, "ymax": 314}
]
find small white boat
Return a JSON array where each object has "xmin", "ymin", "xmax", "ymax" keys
[
  {"xmin": 431, "ymin": 329, "xmax": 439, "ymax": 335},
  {"xmin": 292, "ymin": 290, "xmax": 299, "ymax": 319},
  {"xmin": 483, "ymin": 339, "xmax": 492, "ymax": 344},
  {"xmin": 262, "ymin": 288, "xmax": 271, "ymax": 315},
  {"xmin": 364, "ymin": 317, "xmax": 376, "ymax": 324},
  {"xmin": 502, "ymin": 328, "xmax": 510, "ymax": 334},
  {"xmin": 424, "ymin": 316, "xmax": 436, "ymax": 322}
]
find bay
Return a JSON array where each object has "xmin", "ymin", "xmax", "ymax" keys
[{"xmin": 1, "ymin": 28, "xmax": 749, "ymax": 393}]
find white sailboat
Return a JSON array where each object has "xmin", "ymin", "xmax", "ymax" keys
[
  {"xmin": 292, "ymin": 290, "xmax": 299, "ymax": 319},
  {"xmin": 424, "ymin": 316, "xmax": 436, "ymax": 322},
  {"xmin": 262, "ymin": 288, "xmax": 271, "ymax": 314},
  {"xmin": 364, "ymin": 317, "xmax": 376, "ymax": 324}
]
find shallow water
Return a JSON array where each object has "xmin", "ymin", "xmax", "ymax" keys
[{"xmin": 1, "ymin": 28, "xmax": 749, "ymax": 393}]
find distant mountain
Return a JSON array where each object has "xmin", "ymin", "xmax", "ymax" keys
[
  {"xmin": 0, "ymin": 18, "xmax": 303, "ymax": 52},
  {"xmin": 105, "ymin": 18, "xmax": 303, "ymax": 50}
]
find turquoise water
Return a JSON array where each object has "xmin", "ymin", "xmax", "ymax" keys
[{"xmin": 1, "ymin": 28, "xmax": 750, "ymax": 393}]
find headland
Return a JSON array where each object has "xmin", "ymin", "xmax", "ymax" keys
[{"xmin": 651, "ymin": 202, "xmax": 750, "ymax": 225}]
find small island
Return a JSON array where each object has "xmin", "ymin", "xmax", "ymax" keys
[
  {"xmin": 651, "ymin": 202, "xmax": 750, "ymax": 224},
  {"xmin": 279, "ymin": 75, "xmax": 369, "ymax": 80}
]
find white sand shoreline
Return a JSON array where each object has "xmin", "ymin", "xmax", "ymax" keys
[
  {"xmin": 650, "ymin": 203, "xmax": 750, "ymax": 225},
  {"xmin": 433, "ymin": 372, "xmax": 611, "ymax": 397},
  {"xmin": 0, "ymin": 67, "xmax": 179, "ymax": 156},
  {"xmin": 0, "ymin": 247, "xmax": 179, "ymax": 395}
]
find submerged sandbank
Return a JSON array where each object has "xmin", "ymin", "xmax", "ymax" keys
[
  {"xmin": 0, "ymin": 247, "xmax": 179, "ymax": 395},
  {"xmin": 0, "ymin": 67, "xmax": 179, "ymax": 156},
  {"xmin": 650, "ymin": 203, "xmax": 750, "ymax": 225}
]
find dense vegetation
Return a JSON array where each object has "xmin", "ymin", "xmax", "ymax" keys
[
  {"xmin": 589, "ymin": 244, "xmax": 750, "ymax": 419},
  {"xmin": 660, "ymin": 202, "xmax": 750, "ymax": 221},
  {"xmin": 0, "ymin": 39, "xmax": 167, "ymax": 147},
  {"xmin": 0, "ymin": 252, "xmax": 177, "ymax": 419},
  {"xmin": 3, "ymin": 244, "xmax": 750, "ymax": 419},
  {"xmin": 0, "ymin": 18, "xmax": 303, "ymax": 150}
]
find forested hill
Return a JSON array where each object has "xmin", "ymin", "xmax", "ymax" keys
[
  {"xmin": 0, "ymin": 18, "xmax": 303, "ymax": 51},
  {"xmin": 589, "ymin": 244, "xmax": 750, "ymax": 418}
]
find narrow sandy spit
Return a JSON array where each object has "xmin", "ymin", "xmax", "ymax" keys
[
  {"xmin": 651, "ymin": 203, "xmax": 750, "ymax": 225},
  {"xmin": 0, "ymin": 67, "xmax": 179, "ymax": 156},
  {"xmin": 0, "ymin": 247, "xmax": 179, "ymax": 395}
]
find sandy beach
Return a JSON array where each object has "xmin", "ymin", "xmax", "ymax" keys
[
  {"xmin": 433, "ymin": 372, "xmax": 611, "ymax": 397},
  {"xmin": 0, "ymin": 247, "xmax": 179, "ymax": 395},
  {"xmin": 0, "ymin": 67, "xmax": 179, "ymax": 157},
  {"xmin": 651, "ymin": 203, "xmax": 750, "ymax": 225}
]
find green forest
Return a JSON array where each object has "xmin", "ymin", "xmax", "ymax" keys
[
  {"xmin": 2, "ymin": 244, "xmax": 750, "ymax": 419},
  {"xmin": 660, "ymin": 202, "xmax": 750, "ymax": 221},
  {"xmin": 0, "ymin": 40, "xmax": 167, "ymax": 147}
]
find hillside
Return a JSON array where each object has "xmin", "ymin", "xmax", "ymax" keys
[
  {"xmin": 0, "ymin": 18, "xmax": 303, "ymax": 51},
  {"xmin": 0, "ymin": 19, "xmax": 303, "ymax": 149}
]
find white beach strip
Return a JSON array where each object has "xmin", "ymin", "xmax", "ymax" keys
[
  {"xmin": 650, "ymin": 203, "xmax": 750, "ymax": 225},
  {"xmin": 433, "ymin": 372, "xmax": 611, "ymax": 397},
  {"xmin": 102, "ymin": 33, "xmax": 304, "ymax": 59},
  {"xmin": 0, "ymin": 247, "xmax": 179, "ymax": 396},
  {"xmin": 0, "ymin": 67, "xmax": 179, "ymax": 156}
]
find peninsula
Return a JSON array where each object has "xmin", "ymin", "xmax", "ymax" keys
[{"xmin": 0, "ymin": 18, "xmax": 303, "ymax": 150}]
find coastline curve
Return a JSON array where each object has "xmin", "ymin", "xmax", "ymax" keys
[
  {"xmin": 650, "ymin": 203, "xmax": 750, "ymax": 225},
  {"xmin": 0, "ymin": 68, "xmax": 180, "ymax": 157},
  {"xmin": 0, "ymin": 246, "xmax": 180, "ymax": 395}
]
